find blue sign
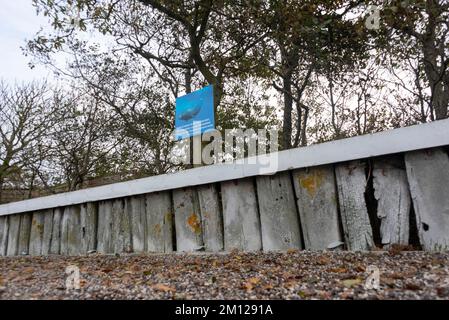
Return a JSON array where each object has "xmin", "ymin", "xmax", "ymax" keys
[{"xmin": 174, "ymin": 85, "xmax": 215, "ymax": 140}]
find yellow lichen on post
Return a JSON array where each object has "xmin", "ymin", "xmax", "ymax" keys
[
  {"xmin": 299, "ymin": 169, "xmax": 325, "ymax": 197},
  {"xmin": 187, "ymin": 213, "xmax": 201, "ymax": 234}
]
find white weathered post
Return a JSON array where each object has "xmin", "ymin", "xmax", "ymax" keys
[
  {"xmin": 97, "ymin": 201, "xmax": 113, "ymax": 253},
  {"xmin": 50, "ymin": 208, "xmax": 62, "ymax": 254},
  {"xmin": 292, "ymin": 166, "xmax": 343, "ymax": 250},
  {"xmin": 256, "ymin": 172, "xmax": 302, "ymax": 251},
  {"xmin": 405, "ymin": 148, "xmax": 449, "ymax": 251},
  {"xmin": 145, "ymin": 192, "xmax": 173, "ymax": 252},
  {"xmin": 6, "ymin": 215, "xmax": 20, "ymax": 256},
  {"xmin": 41, "ymin": 209, "xmax": 54, "ymax": 255},
  {"xmin": 111, "ymin": 199, "xmax": 132, "ymax": 253},
  {"xmin": 128, "ymin": 196, "xmax": 146, "ymax": 253},
  {"xmin": 221, "ymin": 178, "xmax": 262, "ymax": 251},
  {"xmin": 173, "ymin": 188, "xmax": 203, "ymax": 252},
  {"xmin": 18, "ymin": 214, "xmax": 32, "ymax": 255},
  {"xmin": 373, "ymin": 157, "xmax": 410, "ymax": 247},
  {"xmin": 0, "ymin": 216, "xmax": 8, "ymax": 256},
  {"xmin": 197, "ymin": 184, "xmax": 223, "ymax": 251},
  {"xmin": 29, "ymin": 211, "xmax": 46, "ymax": 256},
  {"xmin": 80, "ymin": 203, "xmax": 97, "ymax": 253},
  {"xmin": 335, "ymin": 161, "xmax": 374, "ymax": 251}
]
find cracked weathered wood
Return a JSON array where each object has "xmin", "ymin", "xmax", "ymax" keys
[
  {"xmin": 0, "ymin": 215, "xmax": 8, "ymax": 256},
  {"xmin": 50, "ymin": 208, "xmax": 62, "ymax": 254},
  {"xmin": 197, "ymin": 184, "xmax": 223, "ymax": 251},
  {"xmin": 29, "ymin": 211, "xmax": 46, "ymax": 256},
  {"xmin": 256, "ymin": 172, "xmax": 302, "ymax": 251},
  {"xmin": 335, "ymin": 161, "xmax": 374, "ymax": 251},
  {"xmin": 405, "ymin": 148, "xmax": 449, "ymax": 251},
  {"xmin": 373, "ymin": 158, "xmax": 410, "ymax": 247},
  {"xmin": 145, "ymin": 192, "xmax": 173, "ymax": 252},
  {"xmin": 292, "ymin": 166, "xmax": 343, "ymax": 250},
  {"xmin": 112, "ymin": 199, "xmax": 132, "ymax": 253},
  {"xmin": 173, "ymin": 188, "xmax": 203, "ymax": 252},
  {"xmin": 97, "ymin": 201, "xmax": 113, "ymax": 253},
  {"xmin": 128, "ymin": 196, "xmax": 146, "ymax": 253},
  {"xmin": 41, "ymin": 209, "xmax": 53, "ymax": 255},
  {"xmin": 221, "ymin": 178, "xmax": 262, "ymax": 251},
  {"xmin": 18, "ymin": 213, "xmax": 32, "ymax": 255},
  {"xmin": 80, "ymin": 203, "xmax": 97, "ymax": 253}
]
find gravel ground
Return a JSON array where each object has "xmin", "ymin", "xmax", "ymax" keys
[{"xmin": 1, "ymin": 248, "xmax": 449, "ymax": 300}]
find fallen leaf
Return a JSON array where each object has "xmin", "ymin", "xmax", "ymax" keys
[
  {"xmin": 284, "ymin": 280, "xmax": 298, "ymax": 288},
  {"xmin": 243, "ymin": 282, "xmax": 254, "ymax": 292},
  {"xmin": 342, "ymin": 278, "xmax": 362, "ymax": 288},
  {"xmin": 404, "ymin": 282, "xmax": 421, "ymax": 291},
  {"xmin": 330, "ymin": 267, "xmax": 348, "ymax": 273},
  {"xmin": 243, "ymin": 277, "xmax": 260, "ymax": 292},
  {"xmin": 317, "ymin": 257, "xmax": 330, "ymax": 265},
  {"xmin": 23, "ymin": 267, "xmax": 34, "ymax": 273},
  {"xmin": 248, "ymin": 277, "xmax": 260, "ymax": 285},
  {"xmin": 152, "ymin": 283, "xmax": 176, "ymax": 292},
  {"xmin": 355, "ymin": 264, "xmax": 366, "ymax": 272}
]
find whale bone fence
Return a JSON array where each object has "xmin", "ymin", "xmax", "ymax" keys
[{"xmin": 1, "ymin": 119, "xmax": 449, "ymax": 255}]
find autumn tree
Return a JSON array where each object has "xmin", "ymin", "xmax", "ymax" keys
[
  {"xmin": 374, "ymin": 0, "xmax": 449, "ymax": 120},
  {"xmin": 0, "ymin": 81, "xmax": 56, "ymax": 201}
]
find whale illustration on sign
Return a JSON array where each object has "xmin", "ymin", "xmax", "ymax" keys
[
  {"xmin": 178, "ymin": 102, "xmax": 202, "ymax": 121},
  {"xmin": 175, "ymin": 85, "xmax": 214, "ymax": 140}
]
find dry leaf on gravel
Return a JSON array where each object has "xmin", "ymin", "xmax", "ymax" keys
[
  {"xmin": 243, "ymin": 277, "xmax": 261, "ymax": 292},
  {"xmin": 152, "ymin": 283, "xmax": 176, "ymax": 292},
  {"xmin": 342, "ymin": 278, "xmax": 362, "ymax": 287}
]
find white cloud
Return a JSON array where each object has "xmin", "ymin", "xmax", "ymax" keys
[{"xmin": 0, "ymin": 1, "xmax": 53, "ymax": 83}]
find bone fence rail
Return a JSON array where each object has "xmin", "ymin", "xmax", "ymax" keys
[{"xmin": 1, "ymin": 120, "xmax": 449, "ymax": 255}]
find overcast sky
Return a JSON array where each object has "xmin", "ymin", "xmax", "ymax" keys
[{"xmin": 0, "ymin": 1, "xmax": 53, "ymax": 84}]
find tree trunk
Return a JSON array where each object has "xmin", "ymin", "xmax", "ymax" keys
[
  {"xmin": 422, "ymin": 0, "xmax": 448, "ymax": 120},
  {"xmin": 282, "ymin": 72, "xmax": 293, "ymax": 149},
  {"xmin": 0, "ymin": 177, "xmax": 3, "ymax": 204}
]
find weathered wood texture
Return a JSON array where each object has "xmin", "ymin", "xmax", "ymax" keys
[
  {"xmin": 145, "ymin": 192, "xmax": 173, "ymax": 252},
  {"xmin": 335, "ymin": 161, "xmax": 374, "ymax": 251},
  {"xmin": 128, "ymin": 196, "xmax": 146, "ymax": 253},
  {"xmin": 41, "ymin": 209, "xmax": 53, "ymax": 255},
  {"xmin": 221, "ymin": 178, "xmax": 262, "ymax": 251},
  {"xmin": 29, "ymin": 211, "xmax": 46, "ymax": 255},
  {"xmin": 18, "ymin": 214, "xmax": 32, "ymax": 255},
  {"xmin": 0, "ymin": 215, "xmax": 8, "ymax": 256},
  {"xmin": 405, "ymin": 148, "xmax": 449, "ymax": 251},
  {"xmin": 2, "ymin": 147, "xmax": 449, "ymax": 255},
  {"xmin": 112, "ymin": 199, "xmax": 132, "ymax": 253},
  {"xmin": 173, "ymin": 188, "xmax": 203, "ymax": 252},
  {"xmin": 256, "ymin": 172, "xmax": 302, "ymax": 251},
  {"xmin": 80, "ymin": 203, "xmax": 97, "ymax": 253},
  {"xmin": 97, "ymin": 201, "xmax": 113, "ymax": 253},
  {"xmin": 373, "ymin": 158, "xmax": 410, "ymax": 247},
  {"xmin": 292, "ymin": 166, "xmax": 343, "ymax": 250},
  {"xmin": 197, "ymin": 184, "xmax": 223, "ymax": 251},
  {"xmin": 50, "ymin": 208, "xmax": 62, "ymax": 254},
  {"xmin": 62, "ymin": 206, "xmax": 82, "ymax": 255},
  {"xmin": 6, "ymin": 214, "xmax": 21, "ymax": 256}
]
